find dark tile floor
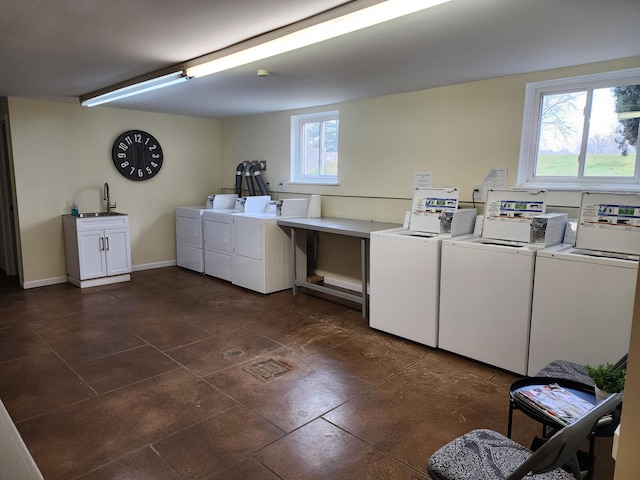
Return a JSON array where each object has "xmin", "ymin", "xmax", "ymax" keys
[{"xmin": 0, "ymin": 267, "xmax": 615, "ymax": 479}]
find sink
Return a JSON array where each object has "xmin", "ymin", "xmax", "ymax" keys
[{"xmin": 77, "ymin": 212, "xmax": 126, "ymax": 218}]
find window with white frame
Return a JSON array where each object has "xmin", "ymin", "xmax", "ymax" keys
[
  {"xmin": 517, "ymin": 68, "xmax": 640, "ymax": 190},
  {"xmin": 291, "ymin": 110, "xmax": 339, "ymax": 184}
]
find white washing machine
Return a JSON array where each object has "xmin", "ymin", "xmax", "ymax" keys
[
  {"xmin": 369, "ymin": 188, "xmax": 476, "ymax": 347},
  {"xmin": 528, "ymin": 192, "xmax": 640, "ymax": 375},
  {"xmin": 438, "ymin": 190, "xmax": 551, "ymax": 375},
  {"xmin": 175, "ymin": 206, "xmax": 210, "ymax": 273},
  {"xmin": 231, "ymin": 198, "xmax": 308, "ymax": 294}
]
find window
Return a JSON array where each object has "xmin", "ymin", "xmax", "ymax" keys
[
  {"xmin": 291, "ymin": 110, "xmax": 339, "ymax": 184},
  {"xmin": 518, "ymin": 68, "xmax": 640, "ymax": 190}
]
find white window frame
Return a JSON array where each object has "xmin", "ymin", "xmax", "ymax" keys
[
  {"xmin": 290, "ymin": 110, "xmax": 339, "ymax": 185},
  {"xmin": 517, "ymin": 68, "xmax": 640, "ymax": 191}
]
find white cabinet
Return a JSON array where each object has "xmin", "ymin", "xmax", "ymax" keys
[
  {"xmin": 203, "ymin": 209, "xmax": 235, "ymax": 281},
  {"xmin": 63, "ymin": 214, "xmax": 131, "ymax": 288}
]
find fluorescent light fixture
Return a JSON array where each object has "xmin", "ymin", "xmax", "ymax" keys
[
  {"xmin": 185, "ymin": 0, "xmax": 450, "ymax": 78},
  {"xmin": 80, "ymin": 71, "xmax": 188, "ymax": 107}
]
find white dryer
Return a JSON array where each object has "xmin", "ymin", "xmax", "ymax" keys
[
  {"xmin": 175, "ymin": 206, "xmax": 210, "ymax": 273},
  {"xmin": 370, "ymin": 188, "xmax": 476, "ymax": 347},
  {"xmin": 175, "ymin": 195, "xmax": 238, "ymax": 273},
  {"xmin": 438, "ymin": 190, "xmax": 551, "ymax": 375},
  {"xmin": 203, "ymin": 209, "xmax": 236, "ymax": 281},
  {"xmin": 527, "ymin": 192, "xmax": 640, "ymax": 375}
]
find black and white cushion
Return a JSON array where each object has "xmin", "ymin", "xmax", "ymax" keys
[
  {"xmin": 534, "ymin": 360, "xmax": 594, "ymax": 387},
  {"xmin": 427, "ymin": 429, "xmax": 575, "ymax": 480}
]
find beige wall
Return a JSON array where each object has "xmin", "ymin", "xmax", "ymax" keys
[
  {"xmin": 221, "ymin": 56, "xmax": 640, "ymax": 285},
  {"xmin": 7, "ymin": 98, "xmax": 222, "ymax": 287}
]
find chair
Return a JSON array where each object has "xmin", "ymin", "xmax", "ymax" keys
[
  {"xmin": 427, "ymin": 392, "xmax": 622, "ymax": 480},
  {"xmin": 534, "ymin": 354, "xmax": 628, "ymax": 387}
]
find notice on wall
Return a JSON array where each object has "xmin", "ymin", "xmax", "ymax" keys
[
  {"xmin": 482, "ymin": 167, "xmax": 508, "ymax": 199},
  {"xmin": 414, "ymin": 171, "xmax": 433, "ymax": 190}
]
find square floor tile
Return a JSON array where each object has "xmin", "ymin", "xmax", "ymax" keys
[
  {"xmin": 154, "ymin": 405, "xmax": 283, "ymax": 479},
  {"xmin": 73, "ymin": 345, "xmax": 181, "ymax": 393},
  {"xmin": 206, "ymin": 347, "xmax": 372, "ymax": 432},
  {"xmin": 16, "ymin": 369, "xmax": 237, "ymax": 480},
  {"xmin": 0, "ymin": 352, "xmax": 95, "ymax": 421},
  {"xmin": 254, "ymin": 418, "xmax": 428, "ymax": 479}
]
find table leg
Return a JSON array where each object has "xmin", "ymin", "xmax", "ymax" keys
[
  {"xmin": 291, "ymin": 227, "xmax": 297, "ymax": 296},
  {"xmin": 361, "ymin": 238, "xmax": 367, "ymax": 318}
]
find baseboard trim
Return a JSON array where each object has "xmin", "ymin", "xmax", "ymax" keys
[
  {"xmin": 22, "ymin": 276, "xmax": 68, "ymax": 289},
  {"xmin": 21, "ymin": 261, "xmax": 177, "ymax": 289},
  {"xmin": 132, "ymin": 260, "xmax": 176, "ymax": 272}
]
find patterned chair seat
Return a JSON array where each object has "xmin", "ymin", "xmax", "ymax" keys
[
  {"xmin": 427, "ymin": 429, "xmax": 575, "ymax": 480},
  {"xmin": 534, "ymin": 360, "xmax": 594, "ymax": 387}
]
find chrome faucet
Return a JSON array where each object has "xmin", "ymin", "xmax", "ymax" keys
[{"xmin": 103, "ymin": 182, "xmax": 116, "ymax": 214}]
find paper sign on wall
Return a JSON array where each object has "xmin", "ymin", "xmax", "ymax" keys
[{"xmin": 482, "ymin": 167, "xmax": 508, "ymax": 199}]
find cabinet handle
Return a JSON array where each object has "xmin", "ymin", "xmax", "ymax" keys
[
  {"xmin": 100, "ymin": 237, "xmax": 104, "ymax": 251},
  {"xmin": 105, "ymin": 236, "xmax": 110, "ymax": 251}
]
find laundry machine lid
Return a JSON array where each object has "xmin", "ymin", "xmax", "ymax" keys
[
  {"xmin": 575, "ymin": 192, "xmax": 640, "ymax": 256},
  {"xmin": 409, "ymin": 188, "xmax": 459, "ymax": 234},
  {"xmin": 481, "ymin": 190, "xmax": 547, "ymax": 243}
]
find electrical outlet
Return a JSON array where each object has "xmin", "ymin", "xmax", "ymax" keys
[
  {"xmin": 258, "ymin": 160, "xmax": 266, "ymax": 171},
  {"xmin": 473, "ymin": 186, "xmax": 482, "ymax": 200}
]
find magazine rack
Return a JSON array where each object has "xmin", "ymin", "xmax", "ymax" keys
[{"xmin": 507, "ymin": 376, "xmax": 620, "ymax": 480}]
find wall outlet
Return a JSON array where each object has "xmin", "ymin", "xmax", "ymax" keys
[
  {"xmin": 473, "ymin": 186, "xmax": 482, "ymax": 200},
  {"xmin": 258, "ymin": 160, "xmax": 266, "ymax": 171}
]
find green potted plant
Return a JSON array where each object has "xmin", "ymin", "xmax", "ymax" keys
[{"xmin": 585, "ymin": 363, "xmax": 626, "ymax": 403}]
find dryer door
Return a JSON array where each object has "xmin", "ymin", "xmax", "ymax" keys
[{"xmin": 233, "ymin": 216, "xmax": 263, "ymax": 260}]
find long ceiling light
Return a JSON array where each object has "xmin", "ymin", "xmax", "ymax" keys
[
  {"xmin": 186, "ymin": 0, "xmax": 450, "ymax": 78},
  {"xmin": 80, "ymin": 71, "xmax": 189, "ymax": 107},
  {"xmin": 80, "ymin": 0, "xmax": 449, "ymax": 107}
]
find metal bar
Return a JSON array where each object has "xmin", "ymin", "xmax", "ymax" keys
[
  {"xmin": 294, "ymin": 280, "xmax": 363, "ymax": 305},
  {"xmin": 291, "ymin": 227, "xmax": 297, "ymax": 296},
  {"xmin": 361, "ymin": 237, "xmax": 367, "ymax": 318}
]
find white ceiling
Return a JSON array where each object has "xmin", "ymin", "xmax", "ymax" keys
[{"xmin": 1, "ymin": 0, "xmax": 639, "ymax": 118}]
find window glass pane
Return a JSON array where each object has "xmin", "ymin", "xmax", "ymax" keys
[
  {"xmin": 291, "ymin": 110, "xmax": 338, "ymax": 183},
  {"xmin": 536, "ymin": 91, "xmax": 587, "ymax": 176},
  {"xmin": 585, "ymin": 86, "xmax": 639, "ymax": 177},
  {"xmin": 303, "ymin": 122, "xmax": 320, "ymax": 175},
  {"xmin": 322, "ymin": 119, "xmax": 339, "ymax": 176}
]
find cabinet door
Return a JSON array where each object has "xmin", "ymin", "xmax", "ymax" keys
[
  {"xmin": 105, "ymin": 227, "xmax": 132, "ymax": 276},
  {"xmin": 77, "ymin": 230, "xmax": 107, "ymax": 279}
]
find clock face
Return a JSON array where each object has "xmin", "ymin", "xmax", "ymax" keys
[{"xmin": 111, "ymin": 130, "xmax": 163, "ymax": 181}]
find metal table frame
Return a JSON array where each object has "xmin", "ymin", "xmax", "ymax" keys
[{"xmin": 276, "ymin": 217, "xmax": 400, "ymax": 317}]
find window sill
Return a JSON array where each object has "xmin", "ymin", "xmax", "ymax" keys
[
  {"xmin": 288, "ymin": 180, "xmax": 339, "ymax": 186},
  {"xmin": 517, "ymin": 182, "xmax": 640, "ymax": 193}
]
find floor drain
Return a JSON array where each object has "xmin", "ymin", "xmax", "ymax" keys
[{"xmin": 243, "ymin": 359, "xmax": 290, "ymax": 382}]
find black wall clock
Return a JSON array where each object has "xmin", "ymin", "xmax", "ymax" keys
[{"xmin": 111, "ymin": 130, "xmax": 163, "ymax": 181}]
